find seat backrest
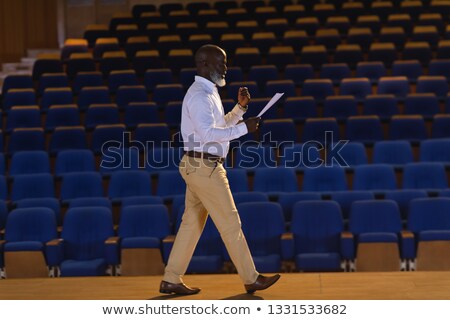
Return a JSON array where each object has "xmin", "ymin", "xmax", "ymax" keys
[
  {"xmin": 238, "ymin": 202, "xmax": 285, "ymax": 255},
  {"xmin": 5, "ymin": 207, "xmax": 57, "ymax": 243},
  {"xmin": 119, "ymin": 204, "xmax": 170, "ymax": 239},
  {"xmin": 349, "ymin": 200, "xmax": 402, "ymax": 235},
  {"xmin": 408, "ymin": 198, "xmax": 450, "ymax": 232},
  {"xmin": 352, "ymin": 164, "xmax": 397, "ymax": 191},
  {"xmin": 61, "ymin": 206, "xmax": 114, "ymax": 260},
  {"xmin": 302, "ymin": 166, "xmax": 347, "ymax": 192},
  {"xmin": 291, "ymin": 200, "xmax": 343, "ymax": 254}
]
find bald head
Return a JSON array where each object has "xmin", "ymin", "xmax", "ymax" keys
[{"xmin": 195, "ymin": 45, "xmax": 227, "ymax": 86}]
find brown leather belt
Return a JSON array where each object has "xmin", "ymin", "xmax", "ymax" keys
[{"xmin": 185, "ymin": 150, "xmax": 225, "ymax": 163}]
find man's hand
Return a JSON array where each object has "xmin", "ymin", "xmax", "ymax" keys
[
  {"xmin": 238, "ymin": 87, "xmax": 251, "ymax": 107},
  {"xmin": 244, "ymin": 117, "xmax": 261, "ymax": 133}
]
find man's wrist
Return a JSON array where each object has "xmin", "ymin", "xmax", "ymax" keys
[{"xmin": 237, "ymin": 102, "xmax": 248, "ymax": 112}]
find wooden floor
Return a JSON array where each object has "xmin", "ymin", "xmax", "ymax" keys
[{"xmin": 1, "ymin": 272, "xmax": 450, "ymax": 300}]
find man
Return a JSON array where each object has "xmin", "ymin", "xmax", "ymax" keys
[{"xmin": 160, "ymin": 45, "xmax": 280, "ymax": 295}]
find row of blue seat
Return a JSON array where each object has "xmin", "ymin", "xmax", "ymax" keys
[
  {"xmin": 0, "ymin": 161, "xmax": 449, "ymax": 203},
  {"xmin": 2, "ymin": 197, "xmax": 450, "ymax": 276}
]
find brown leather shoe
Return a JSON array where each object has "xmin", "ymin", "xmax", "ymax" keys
[
  {"xmin": 244, "ymin": 274, "xmax": 281, "ymax": 294},
  {"xmin": 159, "ymin": 281, "xmax": 201, "ymax": 295}
]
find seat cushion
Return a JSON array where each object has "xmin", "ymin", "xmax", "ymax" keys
[
  {"xmin": 4, "ymin": 241, "xmax": 43, "ymax": 251},
  {"xmin": 296, "ymin": 252, "xmax": 341, "ymax": 271},
  {"xmin": 187, "ymin": 255, "xmax": 223, "ymax": 273},
  {"xmin": 359, "ymin": 232, "xmax": 398, "ymax": 243},
  {"xmin": 419, "ymin": 230, "xmax": 450, "ymax": 241},
  {"xmin": 60, "ymin": 258, "xmax": 107, "ymax": 277},
  {"xmin": 253, "ymin": 254, "xmax": 281, "ymax": 273},
  {"xmin": 121, "ymin": 237, "xmax": 160, "ymax": 249}
]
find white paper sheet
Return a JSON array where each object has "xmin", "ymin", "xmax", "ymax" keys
[{"xmin": 257, "ymin": 92, "xmax": 284, "ymax": 117}]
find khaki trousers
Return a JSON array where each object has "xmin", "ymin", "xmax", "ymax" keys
[{"xmin": 163, "ymin": 155, "xmax": 259, "ymax": 285}]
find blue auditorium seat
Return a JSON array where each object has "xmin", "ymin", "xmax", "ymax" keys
[
  {"xmin": 11, "ymin": 173, "xmax": 55, "ymax": 202},
  {"xmin": 432, "ymin": 115, "xmax": 450, "ymax": 139},
  {"xmin": 85, "ymin": 104, "xmax": 120, "ymax": 130},
  {"xmin": 348, "ymin": 200, "xmax": 410, "ymax": 271},
  {"xmin": 134, "ymin": 124, "xmax": 171, "ymax": 150},
  {"xmin": 283, "ymin": 97, "xmax": 317, "ymax": 121},
  {"xmin": 330, "ymin": 191, "xmax": 374, "ymax": 221},
  {"xmin": 238, "ymin": 202, "xmax": 286, "ymax": 272},
  {"xmin": 48, "ymin": 206, "xmax": 116, "ymax": 277},
  {"xmin": 363, "ymin": 94, "xmax": 399, "ymax": 120},
  {"xmin": 66, "ymin": 54, "xmax": 97, "ymax": 80},
  {"xmin": 38, "ymin": 73, "xmax": 70, "ymax": 95},
  {"xmin": 303, "ymin": 166, "xmax": 347, "ymax": 192},
  {"xmin": 145, "ymin": 147, "xmax": 182, "ymax": 174},
  {"xmin": 99, "ymin": 147, "xmax": 140, "ymax": 174},
  {"xmin": 156, "ymin": 170, "xmax": 186, "ymax": 198},
  {"xmin": 339, "ymin": 78, "xmax": 372, "ymax": 101},
  {"xmin": 416, "ymin": 76, "xmax": 449, "ymax": 99},
  {"xmin": 320, "ymin": 63, "xmax": 351, "ymax": 85},
  {"xmin": 279, "ymin": 142, "xmax": 321, "ymax": 170},
  {"xmin": 124, "ymin": 102, "xmax": 159, "ymax": 128},
  {"xmin": 389, "ymin": 115, "xmax": 427, "ymax": 142},
  {"xmin": 391, "ymin": 60, "xmax": 422, "ymax": 83},
  {"xmin": 8, "ymin": 128, "xmax": 45, "ymax": 154},
  {"xmin": 60, "ymin": 172, "xmax": 104, "ymax": 202},
  {"xmin": 55, "ymin": 150, "xmax": 96, "ymax": 176},
  {"xmin": 402, "ymin": 163, "xmax": 448, "ymax": 191},
  {"xmin": 152, "ymin": 84, "xmax": 184, "ymax": 106},
  {"xmin": 3, "ymin": 89, "xmax": 36, "ymax": 111},
  {"xmin": 302, "ymin": 118, "xmax": 339, "ymax": 144},
  {"xmin": 407, "ymin": 198, "xmax": 450, "ymax": 270},
  {"xmin": 6, "ymin": 106, "xmax": 41, "ymax": 133},
  {"xmin": 226, "ymin": 168, "xmax": 249, "ymax": 192},
  {"xmin": 291, "ymin": 201, "xmax": 345, "ymax": 271},
  {"xmin": 41, "ymin": 88, "xmax": 73, "ymax": 111},
  {"xmin": 277, "ymin": 191, "xmax": 321, "ymax": 223},
  {"xmin": 404, "ymin": 93, "xmax": 440, "ymax": 118},
  {"xmin": 301, "ymin": 79, "xmax": 334, "ymax": 102},
  {"xmin": 1, "ymin": 208, "xmax": 57, "ymax": 278},
  {"xmin": 69, "ymin": 197, "xmax": 112, "ymax": 210},
  {"xmin": 10, "ymin": 151, "xmax": 50, "ymax": 177},
  {"xmin": 115, "ymin": 85, "xmax": 148, "ymax": 110},
  {"xmin": 284, "ymin": 64, "xmax": 314, "ymax": 86},
  {"xmin": 327, "ymin": 142, "xmax": 368, "ymax": 167},
  {"xmin": 420, "ymin": 139, "xmax": 450, "ymax": 164},
  {"xmin": 118, "ymin": 204, "xmax": 171, "ymax": 275},
  {"xmin": 143, "ymin": 69, "xmax": 173, "ymax": 92},
  {"xmin": 234, "ymin": 145, "xmax": 276, "ymax": 170},
  {"xmin": 1, "ymin": 75, "xmax": 33, "ymax": 95},
  {"xmin": 108, "ymin": 170, "xmax": 151, "ymax": 201},
  {"xmin": 355, "ymin": 61, "xmax": 387, "ymax": 84},
  {"xmin": 260, "ymin": 119, "xmax": 297, "ymax": 146},
  {"xmin": 377, "ymin": 76, "xmax": 409, "ymax": 99},
  {"xmin": 45, "ymin": 105, "xmax": 81, "ymax": 131},
  {"xmin": 248, "ymin": 65, "xmax": 279, "ymax": 91},
  {"xmin": 253, "ymin": 167, "xmax": 298, "ymax": 194},
  {"xmin": 77, "ymin": 86, "xmax": 111, "ymax": 111},
  {"xmin": 108, "ymin": 70, "xmax": 139, "ymax": 94},
  {"xmin": 323, "ymin": 96, "xmax": 358, "ymax": 121},
  {"xmin": 91, "ymin": 124, "xmax": 126, "ymax": 154},
  {"xmin": 15, "ymin": 198, "xmax": 62, "ymax": 226},
  {"xmin": 373, "ymin": 140, "xmax": 414, "ymax": 166},
  {"xmin": 384, "ymin": 189, "xmax": 428, "ymax": 221},
  {"xmin": 121, "ymin": 196, "xmax": 163, "ymax": 208},
  {"xmin": 346, "ymin": 116, "xmax": 384, "ymax": 144},
  {"xmin": 352, "ymin": 164, "xmax": 397, "ymax": 192},
  {"xmin": 49, "ymin": 127, "xmax": 88, "ymax": 154}
]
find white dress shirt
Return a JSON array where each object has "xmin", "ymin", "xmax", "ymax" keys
[{"xmin": 181, "ymin": 76, "xmax": 248, "ymax": 158}]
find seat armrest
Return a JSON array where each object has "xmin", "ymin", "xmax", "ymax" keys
[
  {"xmin": 340, "ymin": 231, "xmax": 355, "ymax": 260},
  {"xmin": 281, "ymin": 232, "xmax": 294, "ymax": 260},
  {"xmin": 162, "ymin": 235, "xmax": 176, "ymax": 263},
  {"xmin": 400, "ymin": 230, "xmax": 415, "ymax": 260},
  {"xmin": 105, "ymin": 237, "xmax": 120, "ymax": 265},
  {"xmin": 45, "ymin": 238, "xmax": 64, "ymax": 267}
]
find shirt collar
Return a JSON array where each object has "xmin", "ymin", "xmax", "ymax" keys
[{"xmin": 195, "ymin": 75, "xmax": 216, "ymax": 94}]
